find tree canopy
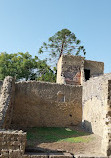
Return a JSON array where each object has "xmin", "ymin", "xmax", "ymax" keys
[
  {"xmin": 0, "ymin": 29, "xmax": 86, "ymax": 82},
  {"xmin": 38, "ymin": 29, "xmax": 86, "ymax": 64},
  {"xmin": 0, "ymin": 52, "xmax": 56, "ymax": 82}
]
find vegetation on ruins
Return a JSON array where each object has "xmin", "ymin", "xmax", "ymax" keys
[
  {"xmin": 27, "ymin": 127, "xmax": 91, "ymax": 149},
  {"xmin": 38, "ymin": 29, "xmax": 86, "ymax": 65},
  {"xmin": 0, "ymin": 29, "xmax": 85, "ymax": 82},
  {"xmin": 0, "ymin": 52, "xmax": 56, "ymax": 81}
]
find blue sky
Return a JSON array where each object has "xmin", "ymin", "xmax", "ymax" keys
[{"xmin": 0, "ymin": 0, "xmax": 111, "ymax": 72}]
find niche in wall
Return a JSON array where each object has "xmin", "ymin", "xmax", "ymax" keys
[
  {"xmin": 84, "ymin": 69, "xmax": 90, "ymax": 81},
  {"xmin": 57, "ymin": 91, "xmax": 65, "ymax": 102}
]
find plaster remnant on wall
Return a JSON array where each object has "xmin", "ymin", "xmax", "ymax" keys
[
  {"xmin": 57, "ymin": 55, "xmax": 84, "ymax": 85},
  {"xmin": 56, "ymin": 55, "xmax": 104, "ymax": 85}
]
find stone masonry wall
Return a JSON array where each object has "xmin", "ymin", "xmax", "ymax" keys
[
  {"xmin": 57, "ymin": 55, "xmax": 84, "ymax": 85},
  {"xmin": 0, "ymin": 81, "xmax": 3, "ymax": 96},
  {"xmin": 82, "ymin": 73, "xmax": 111, "ymax": 137},
  {"xmin": 11, "ymin": 81, "xmax": 82, "ymax": 129},
  {"xmin": 0, "ymin": 76, "xmax": 15, "ymax": 129},
  {"xmin": 56, "ymin": 55, "xmax": 65, "ymax": 84},
  {"xmin": 84, "ymin": 60, "xmax": 104, "ymax": 77},
  {"xmin": 101, "ymin": 80, "xmax": 111, "ymax": 156},
  {"xmin": 0, "ymin": 129, "xmax": 73, "ymax": 158},
  {"xmin": 82, "ymin": 74, "xmax": 111, "ymax": 156},
  {"xmin": 0, "ymin": 130, "xmax": 26, "ymax": 157},
  {"xmin": 56, "ymin": 55, "xmax": 104, "ymax": 86}
]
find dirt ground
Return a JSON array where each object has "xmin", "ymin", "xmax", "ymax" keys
[
  {"xmin": 26, "ymin": 126, "xmax": 105, "ymax": 157},
  {"xmin": 38, "ymin": 134, "xmax": 103, "ymax": 157}
]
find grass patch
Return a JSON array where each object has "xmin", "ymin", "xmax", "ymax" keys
[
  {"xmin": 26, "ymin": 127, "xmax": 91, "ymax": 145},
  {"xmin": 61, "ymin": 136, "xmax": 91, "ymax": 143}
]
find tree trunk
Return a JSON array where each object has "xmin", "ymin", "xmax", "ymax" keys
[{"xmin": 59, "ymin": 42, "xmax": 64, "ymax": 59}]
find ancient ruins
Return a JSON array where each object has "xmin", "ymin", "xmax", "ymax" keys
[{"xmin": 0, "ymin": 54, "xmax": 111, "ymax": 157}]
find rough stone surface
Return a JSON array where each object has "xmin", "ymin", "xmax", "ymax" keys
[
  {"xmin": 22, "ymin": 154, "xmax": 73, "ymax": 158},
  {"xmin": 57, "ymin": 55, "xmax": 84, "ymax": 85},
  {"xmin": 56, "ymin": 55, "xmax": 104, "ymax": 85},
  {"xmin": 101, "ymin": 80, "xmax": 111, "ymax": 156},
  {"xmin": 0, "ymin": 55, "xmax": 110, "ymax": 157},
  {"xmin": 0, "ymin": 76, "xmax": 15, "ymax": 129},
  {"xmin": 84, "ymin": 59, "xmax": 104, "ymax": 77},
  {"xmin": 0, "ymin": 129, "xmax": 26, "ymax": 156},
  {"xmin": 82, "ymin": 73, "xmax": 111, "ymax": 156},
  {"xmin": 82, "ymin": 73, "xmax": 111, "ymax": 136},
  {"xmin": 0, "ymin": 81, "xmax": 3, "ymax": 97},
  {"xmin": 11, "ymin": 81, "xmax": 82, "ymax": 129}
]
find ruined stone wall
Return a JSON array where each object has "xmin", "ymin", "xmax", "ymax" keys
[
  {"xmin": 11, "ymin": 81, "xmax": 82, "ymax": 129},
  {"xmin": 0, "ymin": 76, "xmax": 15, "ymax": 129},
  {"xmin": 84, "ymin": 60, "xmax": 104, "ymax": 77},
  {"xmin": 57, "ymin": 55, "xmax": 104, "ymax": 86},
  {"xmin": 0, "ymin": 81, "xmax": 3, "ymax": 96},
  {"xmin": 56, "ymin": 55, "xmax": 65, "ymax": 84},
  {"xmin": 57, "ymin": 55, "xmax": 84, "ymax": 85},
  {"xmin": 0, "ymin": 128, "xmax": 73, "ymax": 158},
  {"xmin": 0, "ymin": 129, "xmax": 73, "ymax": 158},
  {"xmin": 0, "ymin": 130, "xmax": 26, "ymax": 157},
  {"xmin": 101, "ymin": 80, "xmax": 111, "ymax": 156},
  {"xmin": 82, "ymin": 73, "xmax": 111, "ymax": 137}
]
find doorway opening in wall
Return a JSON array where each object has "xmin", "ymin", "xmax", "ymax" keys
[{"xmin": 84, "ymin": 69, "xmax": 90, "ymax": 81}]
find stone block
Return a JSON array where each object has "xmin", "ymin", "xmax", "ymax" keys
[
  {"xmin": 1, "ymin": 149, "xmax": 9, "ymax": 157},
  {"xmin": 49, "ymin": 153, "xmax": 73, "ymax": 158},
  {"xmin": 30, "ymin": 155, "xmax": 48, "ymax": 158},
  {"xmin": 49, "ymin": 156, "xmax": 72, "ymax": 158},
  {"xmin": 22, "ymin": 155, "xmax": 31, "ymax": 158},
  {"xmin": 9, "ymin": 149, "xmax": 22, "ymax": 158}
]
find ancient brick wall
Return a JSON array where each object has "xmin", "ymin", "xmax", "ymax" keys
[
  {"xmin": 22, "ymin": 154, "xmax": 73, "ymax": 158},
  {"xmin": 0, "ymin": 129, "xmax": 26, "ymax": 157},
  {"xmin": 84, "ymin": 60, "xmax": 104, "ymax": 77},
  {"xmin": 57, "ymin": 55, "xmax": 84, "ymax": 85},
  {"xmin": 82, "ymin": 74, "xmax": 111, "ymax": 156},
  {"xmin": 101, "ymin": 80, "xmax": 111, "ymax": 156},
  {"xmin": 0, "ymin": 130, "xmax": 73, "ymax": 158},
  {"xmin": 0, "ymin": 76, "xmax": 15, "ymax": 129},
  {"xmin": 56, "ymin": 55, "xmax": 104, "ymax": 86},
  {"xmin": 11, "ymin": 81, "xmax": 82, "ymax": 129},
  {"xmin": 82, "ymin": 74, "xmax": 111, "ymax": 137},
  {"xmin": 0, "ymin": 129, "xmax": 73, "ymax": 158}
]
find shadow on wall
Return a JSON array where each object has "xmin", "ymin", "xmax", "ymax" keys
[{"xmin": 82, "ymin": 120, "xmax": 93, "ymax": 133}]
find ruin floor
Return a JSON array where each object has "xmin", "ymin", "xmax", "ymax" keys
[{"xmin": 26, "ymin": 126, "xmax": 105, "ymax": 157}]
